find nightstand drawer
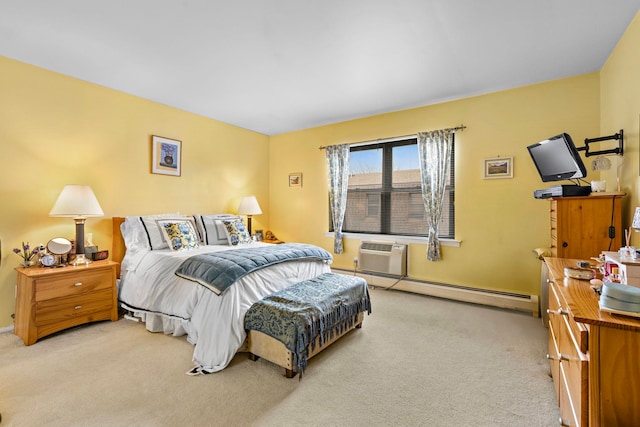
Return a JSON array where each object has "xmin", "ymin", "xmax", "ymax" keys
[
  {"xmin": 35, "ymin": 270, "xmax": 113, "ymax": 301},
  {"xmin": 35, "ymin": 288, "xmax": 114, "ymax": 326}
]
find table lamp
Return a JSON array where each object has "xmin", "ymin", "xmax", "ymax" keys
[
  {"xmin": 49, "ymin": 185, "xmax": 104, "ymax": 265},
  {"xmin": 237, "ymin": 196, "xmax": 262, "ymax": 235}
]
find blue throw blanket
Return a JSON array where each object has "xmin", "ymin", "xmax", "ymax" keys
[
  {"xmin": 174, "ymin": 243, "xmax": 333, "ymax": 295},
  {"xmin": 244, "ymin": 272, "xmax": 371, "ymax": 375}
]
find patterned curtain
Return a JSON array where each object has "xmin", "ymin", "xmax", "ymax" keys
[
  {"xmin": 418, "ymin": 129, "xmax": 454, "ymax": 261},
  {"xmin": 326, "ymin": 144, "xmax": 350, "ymax": 254}
]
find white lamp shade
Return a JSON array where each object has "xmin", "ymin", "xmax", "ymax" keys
[
  {"xmin": 237, "ymin": 196, "xmax": 262, "ymax": 216},
  {"xmin": 49, "ymin": 185, "xmax": 104, "ymax": 218}
]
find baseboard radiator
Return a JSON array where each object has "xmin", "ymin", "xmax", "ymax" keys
[{"xmin": 332, "ymin": 268, "xmax": 539, "ymax": 317}]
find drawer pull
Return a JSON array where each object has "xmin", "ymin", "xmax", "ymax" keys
[
  {"xmin": 559, "ymin": 417, "xmax": 570, "ymax": 426},
  {"xmin": 546, "ymin": 308, "xmax": 568, "ymax": 316},
  {"xmin": 74, "ymin": 282, "xmax": 83, "ymax": 287},
  {"xmin": 559, "ymin": 353, "xmax": 570, "ymax": 362},
  {"xmin": 546, "ymin": 353, "xmax": 557, "ymax": 361},
  {"xmin": 74, "ymin": 305, "xmax": 83, "ymax": 310}
]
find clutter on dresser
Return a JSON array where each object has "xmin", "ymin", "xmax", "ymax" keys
[
  {"xmin": 599, "ymin": 281, "xmax": 640, "ymax": 318},
  {"xmin": 602, "ymin": 251, "xmax": 640, "ymax": 287},
  {"xmin": 39, "ymin": 237, "xmax": 72, "ymax": 267}
]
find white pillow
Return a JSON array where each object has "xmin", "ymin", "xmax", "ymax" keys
[
  {"xmin": 222, "ymin": 218, "xmax": 252, "ymax": 246},
  {"xmin": 120, "ymin": 216, "xmax": 152, "ymax": 251},
  {"xmin": 158, "ymin": 220, "xmax": 200, "ymax": 251},
  {"xmin": 138, "ymin": 214, "xmax": 197, "ymax": 250},
  {"xmin": 193, "ymin": 214, "xmax": 240, "ymax": 245}
]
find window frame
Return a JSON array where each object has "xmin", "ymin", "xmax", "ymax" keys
[{"xmin": 330, "ymin": 137, "xmax": 455, "ymax": 239}]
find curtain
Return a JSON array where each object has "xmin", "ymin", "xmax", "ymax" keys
[
  {"xmin": 418, "ymin": 129, "xmax": 454, "ymax": 261},
  {"xmin": 326, "ymin": 144, "xmax": 350, "ymax": 254}
]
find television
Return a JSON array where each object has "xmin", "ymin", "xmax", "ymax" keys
[{"xmin": 527, "ymin": 133, "xmax": 587, "ymax": 183}]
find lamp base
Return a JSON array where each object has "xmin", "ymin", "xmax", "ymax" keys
[{"xmin": 70, "ymin": 253, "xmax": 91, "ymax": 266}]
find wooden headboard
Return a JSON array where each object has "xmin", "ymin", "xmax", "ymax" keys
[{"xmin": 112, "ymin": 217, "xmax": 126, "ymax": 278}]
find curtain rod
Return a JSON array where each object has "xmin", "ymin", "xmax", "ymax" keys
[{"xmin": 318, "ymin": 124, "xmax": 466, "ymax": 150}]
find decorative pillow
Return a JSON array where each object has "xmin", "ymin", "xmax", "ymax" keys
[
  {"xmin": 158, "ymin": 220, "xmax": 200, "ymax": 251},
  {"xmin": 139, "ymin": 214, "xmax": 197, "ymax": 250},
  {"xmin": 193, "ymin": 214, "xmax": 239, "ymax": 245},
  {"xmin": 222, "ymin": 218, "xmax": 252, "ymax": 246}
]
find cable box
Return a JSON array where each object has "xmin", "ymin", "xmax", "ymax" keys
[{"xmin": 534, "ymin": 185, "xmax": 591, "ymax": 199}]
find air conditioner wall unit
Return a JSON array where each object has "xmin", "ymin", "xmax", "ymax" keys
[{"xmin": 358, "ymin": 241, "xmax": 407, "ymax": 276}]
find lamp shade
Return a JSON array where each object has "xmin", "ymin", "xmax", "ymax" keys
[
  {"xmin": 49, "ymin": 185, "xmax": 104, "ymax": 218},
  {"xmin": 237, "ymin": 196, "xmax": 262, "ymax": 216}
]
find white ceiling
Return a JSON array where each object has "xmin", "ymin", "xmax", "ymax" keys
[{"xmin": 1, "ymin": 1, "xmax": 639, "ymax": 135}]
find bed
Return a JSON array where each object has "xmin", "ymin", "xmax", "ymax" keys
[{"xmin": 112, "ymin": 215, "xmax": 338, "ymax": 374}]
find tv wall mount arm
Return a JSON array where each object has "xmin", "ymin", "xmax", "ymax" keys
[{"xmin": 576, "ymin": 129, "xmax": 623, "ymax": 157}]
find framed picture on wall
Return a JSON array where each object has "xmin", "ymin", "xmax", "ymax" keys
[
  {"xmin": 289, "ymin": 172, "xmax": 302, "ymax": 187},
  {"xmin": 483, "ymin": 157, "xmax": 513, "ymax": 179},
  {"xmin": 151, "ymin": 135, "xmax": 182, "ymax": 176}
]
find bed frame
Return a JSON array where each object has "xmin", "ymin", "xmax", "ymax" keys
[
  {"xmin": 112, "ymin": 217, "xmax": 126, "ymax": 277},
  {"xmin": 110, "ymin": 217, "xmax": 364, "ymax": 378},
  {"xmin": 248, "ymin": 312, "xmax": 363, "ymax": 378}
]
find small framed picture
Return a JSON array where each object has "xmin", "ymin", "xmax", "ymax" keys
[
  {"xmin": 289, "ymin": 172, "xmax": 302, "ymax": 187},
  {"xmin": 254, "ymin": 229, "xmax": 264, "ymax": 241},
  {"xmin": 483, "ymin": 157, "xmax": 513, "ymax": 179},
  {"xmin": 151, "ymin": 135, "xmax": 182, "ymax": 176}
]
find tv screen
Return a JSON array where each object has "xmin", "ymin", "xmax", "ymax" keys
[{"xmin": 527, "ymin": 133, "xmax": 587, "ymax": 182}]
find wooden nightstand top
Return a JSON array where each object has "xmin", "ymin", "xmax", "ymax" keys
[{"xmin": 15, "ymin": 260, "xmax": 118, "ymax": 277}]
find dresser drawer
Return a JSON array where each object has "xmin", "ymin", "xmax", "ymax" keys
[
  {"xmin": 559, "ymin": 314, "xmax": 589, "ymax": 426},
  {"xmin": 35, "ymin": 269, "xmax": 113, "ymax": 301},
  {"xmin": 559, "ymin": 363, "xmax": 579, "ymax": 427},
  {"xmin": 548, "ymin": 321, "xmax": 560, "ymax": 402},
  {"xmin": 35, "ymin": 288, "xmax": 114, "ymax": 326}
]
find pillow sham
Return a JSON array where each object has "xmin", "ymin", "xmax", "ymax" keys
[
  {"xmin": 222, "ymin": 218, "xmax": 252, "ymax": 246},
  {"xmin": 158, "ymin": 220, "xmax": 200, "ymax": 251},
  {"xmin": 139, "ymin": 214, "xmax": 198, "ymax": 250},
  {"xmin": 193, "ymin": 214, "xmax": 240, "ymax": 245}
]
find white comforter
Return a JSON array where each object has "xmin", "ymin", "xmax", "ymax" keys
[{"xmin": 118, "ymin": 243, "xmax": 331, "ymax": 373}]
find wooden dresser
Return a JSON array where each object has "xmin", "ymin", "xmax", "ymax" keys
[
  {"xmin": 14, "ymin": 260, "xmax": 119, "ymax": 345},
  {"xmin": 549, "ymin": 194, "xmax": 624, "ymax": 259},
  {"xmin": 545, "ymin": 257, "xmax": 640, "ymax": 426}
]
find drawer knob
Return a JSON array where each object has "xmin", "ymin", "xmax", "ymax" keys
[
  {"xmin": 559, "ymin": 417, "xmax": 570, "ymax": 426},
  {"xmin": 556, "ymin": 308, "xmax": 568, "ymax": 316},
  {"xmin": 74, "ymin": 305, "xmax": 83, "ymax": 310},
  {"xmin": 546, "ymin": 353, "xmax": 557, "ymax": 361},
  {"xmin": 74, "ymin": 282, "xmax": 83, "ymax": 287}
]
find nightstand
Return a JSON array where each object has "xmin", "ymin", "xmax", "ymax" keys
[
  {"xmin": 263, "ymin": 239, "xmax": 284, "ymax": 244},
  {"xmin": 14, "ymin": 260, "xmax": 119, "ymax": 346}
]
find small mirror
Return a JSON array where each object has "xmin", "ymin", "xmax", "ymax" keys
[{"xmin": 47, "ymin": 237, "xmax": 72, "ymax": 255}]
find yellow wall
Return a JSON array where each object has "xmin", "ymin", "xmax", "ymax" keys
[
  {"xmin": 600, "ymin": 13, "xmax": 640, "ymax": 235},
  {"xmin": 2, "ymin": 13, "xmax": 638, "ymax": 330},
  {"xmin": 270, "ymin": 74, "xmax": 601, "ymax": 297},
  {"xmin": 0, "ymin": 56, "xmax": 270, "ymax": 328}
]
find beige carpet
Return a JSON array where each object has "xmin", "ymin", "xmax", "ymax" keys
[{"xmin": 0, "ymin": 287, "xmax": 559, "ymax": 426}]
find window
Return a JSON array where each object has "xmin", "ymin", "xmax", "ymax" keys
[
  {"xmin": 335, "ymin": 137, "xmax": 454, "ymax": 239},
  {"xmin": 366, "ymin": 194, "xmax": 380, "ymax": 217}
]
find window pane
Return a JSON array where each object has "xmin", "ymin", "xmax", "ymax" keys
[
  {"xmin": 344, "ymin": 148, "xmax": 382, "ymax": 232},
  {"xmin": 349, "ymin": 149, "xmax": 382, "ymax": 189},
  {"xmin": 392, "ymin": 144, "xmax": 420, "ymax": 189}
]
